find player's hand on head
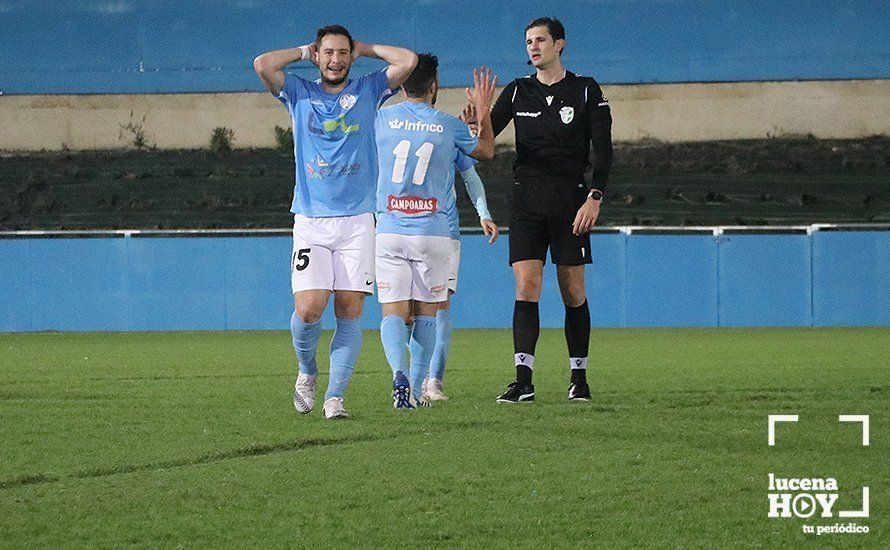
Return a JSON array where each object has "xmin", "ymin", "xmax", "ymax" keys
[
  {"xmin": 351, "ymin": 41, "xmax": 362, "ymax": 62},
  {"xmin": 308, "ymin": 43, "xmax": 319, "ymax": 66},
  {"xmin": 481, "ymin": 219, "xmax": 499, "ymax": 243},
  {"xmin": 572, "ymin": 200, "xmax": 600, "ymax": 236}
]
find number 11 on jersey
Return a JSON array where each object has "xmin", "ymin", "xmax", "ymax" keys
[{"xmin": 391, "ymin": 140, "xmax": 434, "ymax": 185}]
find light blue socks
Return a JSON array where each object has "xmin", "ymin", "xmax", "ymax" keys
[
  {"xmin": 325, "ymin": 317, "xmax": 362, "ymax": 400},
  {"xmin": 380, "ymin": 314, "xmax": 409, "ymax": 377},
  {"xmin": 429, "ymin": 309, "xmax": 451, "ymax": 381},
  {"xmin": 409, "ymin": 316, "xmax": 437, "ymax": 400},
  {"xmin": 291, "ymin": 311, "xmax": 321, "ymax": 375}
]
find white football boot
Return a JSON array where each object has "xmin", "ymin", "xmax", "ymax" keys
[
  {"xmin": 424, "ymin": 378, "xmax": 448, "ymax": 401},
  {"xmin": 323, "ymin": 397, "xmax": 349, "ymax": 419},
  {"xmin": 409, "ymin": 394, "xmax": 432, "ymax": 409},
  {"xmin": 293, "ymin": 373, "xmax": 317, "ymax": 414}
]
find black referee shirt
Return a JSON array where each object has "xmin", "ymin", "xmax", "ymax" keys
[{"xmin": 491, "ymin": 71, "xmax": 613, "ymax": 191}]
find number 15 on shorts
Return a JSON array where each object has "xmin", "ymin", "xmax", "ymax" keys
[{"xmin": 292, "ymin": 248, "xmax": 310, "ymax": 272}]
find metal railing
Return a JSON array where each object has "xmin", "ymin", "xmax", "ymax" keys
[{"xmin": 1, "ymin": 223, "xmax": 888, "ymax": 239}]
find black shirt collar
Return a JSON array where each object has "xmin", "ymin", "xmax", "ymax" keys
[{"xmin": 530, "ymin": 71, "xmax": 576, "ymax": 87}]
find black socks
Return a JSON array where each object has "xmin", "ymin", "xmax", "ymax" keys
[
  {"xmin": 513, "ymin": 300, "xmax": 539, "ymax": 386},
  {"xmin": 565, "ymin": 300, "xmax": 590, "ymax": 384},
  {"xmin": 513, "ymin": 299, "xmax": 591, "ymax": 386}
]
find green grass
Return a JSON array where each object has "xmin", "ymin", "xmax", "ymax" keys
[{"xmin": 1, "ymin": 328, "xmax": 887, "ymax": 547}]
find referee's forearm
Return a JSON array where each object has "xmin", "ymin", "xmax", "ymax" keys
[
  {"xmin": 490, "ymin": 82, "xmax": 515, "ymax": 138},
  {"xmin": 588, "ymin": 117, "xmax": 613, "ymax": 191},
  {"xmin": 589, "ymin": 145, "xmax": 612, "ymax": 190}
]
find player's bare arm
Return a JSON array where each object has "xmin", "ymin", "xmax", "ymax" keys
[
  {"xmin": 253, "ymin": 43, "xmax": 317, "ymax": 96},
  {"xmin": 352, "ymin": 41, "xmax": 418, "ymax": 90},
  {"xmin": 466, "ymin": 67, "xmax": 497, "ymax": 161}
]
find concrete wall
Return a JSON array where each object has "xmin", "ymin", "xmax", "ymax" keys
[
  {"xmin": 606, "ymin": 79, "xmax": 890, "ymax": 142},
  {"xmin": 2, "ymin": 79, "xmax": 888, "ymax": 151}
]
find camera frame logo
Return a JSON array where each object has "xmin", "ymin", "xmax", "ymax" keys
[{"xmin": 767, "ymin": 414, "xmax": 870, "ymax": 536}]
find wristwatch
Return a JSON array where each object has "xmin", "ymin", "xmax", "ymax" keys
[{"xmin": 587, "ymin": 189, "xmax": 604, "ymax": 201}]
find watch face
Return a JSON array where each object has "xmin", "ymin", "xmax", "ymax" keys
[{"xmin": 590, "ymin": 191, "xmax": 603, "ymax": 201}]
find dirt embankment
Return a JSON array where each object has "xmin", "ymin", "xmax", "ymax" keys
[{"xmin": 1, "ymin": 137, "xmax": 887, "ymax": 230}]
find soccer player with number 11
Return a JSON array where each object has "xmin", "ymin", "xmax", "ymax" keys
[{"xmin": 374, "ymin": 55, "xmax": 497, "ymax": 408}]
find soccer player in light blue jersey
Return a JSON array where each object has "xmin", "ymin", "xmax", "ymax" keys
[
  {"xmin": 374, "ymin": 55, "xmax": 497, "ymax": 408},
  {"xmin": 254, "ymin": 26, "xmax": 417, "ymax": 419},
  {"xmin": 421, "ymin": 146, "xmax": 499, "ymax": 402}
]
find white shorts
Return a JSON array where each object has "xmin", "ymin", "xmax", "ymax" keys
[
  {"xmin": 447, "ymin": 239, "xmax": 461, "ymax": 293},
  {"xmin": 376, "ymin": 233, "xmax": 452, "ymax": 303},
  {"xmin": 291, "ymin": 213, "xmax": 375, "ymax": 294}
]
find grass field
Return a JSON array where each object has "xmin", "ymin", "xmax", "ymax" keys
[{"xmin": 1, "ymin": 328, "xmax": 887, "ymax": 547}]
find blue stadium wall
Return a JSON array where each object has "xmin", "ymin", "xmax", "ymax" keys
[
  {"xmin": 1, "ymin": 231, "xmax": 887, "ymax": 332},
  {"xmin": 1, "ymin": 0, "xmax": 888, "ymax": 94}
]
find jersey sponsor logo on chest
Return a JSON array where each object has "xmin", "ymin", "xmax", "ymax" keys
[
  {"xmin": 308, "ymin": 112, "xmax": 360, "ymax": 136},
  {"xmin": 387, "ymin": 119, "xmax": 444, "ymax": 133},
  {"xmin": 516, "ymin": 111, "xmax": 541, "ymax": 118},
  {"xmin": 387, "ymin": 195, "xmax": 438, "ymax": 215}
]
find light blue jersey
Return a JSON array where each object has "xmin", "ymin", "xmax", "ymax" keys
[
  {"xmin": 278, "ymin": 67, "xmax": 392, "ymax": 217},
  {"xmin": 375, "ymin": 102, "xmax": 478, "ymax": 237}
]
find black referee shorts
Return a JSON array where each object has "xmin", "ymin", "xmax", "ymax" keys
[{"xmin": 508, "ymin": 179, "xmax": 592, "ymax": 266}]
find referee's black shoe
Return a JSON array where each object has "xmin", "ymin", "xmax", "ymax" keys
[
  {"xmin": 568, "ymin": 381, "xmax": 591, "ymax": 401},
  {"xmin": 496, "ymin": 382, "xmax": 535, "ymax": 403}
]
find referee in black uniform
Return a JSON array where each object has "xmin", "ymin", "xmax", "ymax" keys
[{"xmin": 492, "ymin": 17, "xmax": 613, "ymax": 403}]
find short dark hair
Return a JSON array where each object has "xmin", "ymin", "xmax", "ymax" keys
[
  {"xmin": 315, "ymin": 25, "xmax": 354, "ymax": 51},
  {"xmin": 525, "ymin": 17, "xmax": 565, "ymax": 55},
  {"xmin": 402, "ymin": 53, "xmax": 438, "ymax": 98}
]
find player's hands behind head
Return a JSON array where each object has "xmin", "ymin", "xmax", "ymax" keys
[
  {"xmin": 308, "ymin": 43, "xmax": 319, "ymax": 66},
  {"xmin": 350, "ymin": 40, "xmax": 364, "ymax": 63}
]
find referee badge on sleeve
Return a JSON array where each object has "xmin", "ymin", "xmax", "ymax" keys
[{"xmin": 559, "ymin": 106, "xmax": 574, "ymax": 124}]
